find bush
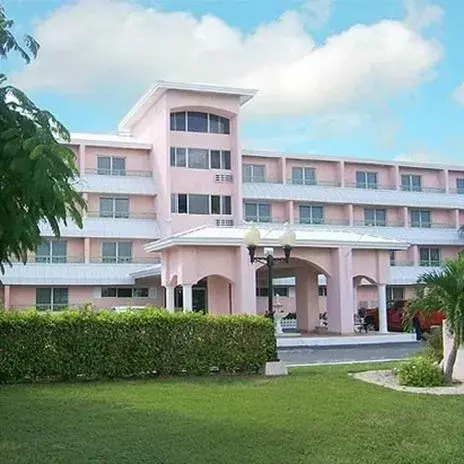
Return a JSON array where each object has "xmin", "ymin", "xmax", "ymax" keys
[
  {"xmin": 0, "ymin": 309, "xmax": 277, "ymax": 383},
  {"xmin": 395, "ymin": 357, "xmax": 444, "ymax": 387},
  {"xmin": 421, "ymin": 329, "xmax": 443, "ymax": 363}
]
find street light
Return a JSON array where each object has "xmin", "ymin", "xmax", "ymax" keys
[{"xmin": 244, "ymin": 223, "xmax": 296, "ymax": 319}]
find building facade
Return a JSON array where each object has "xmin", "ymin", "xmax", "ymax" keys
[{"xmin": 1, "ymin": 81, "xmax": 463, "ymax": 334}]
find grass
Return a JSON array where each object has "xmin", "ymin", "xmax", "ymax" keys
[{"xmin": 1, "ymin": 363, "xmax": 464, "ymax": 464}]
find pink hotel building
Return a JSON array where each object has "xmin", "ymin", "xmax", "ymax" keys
[{"xmin": 1, "ymin": 81, "xmax": 464, "ymax": 334}]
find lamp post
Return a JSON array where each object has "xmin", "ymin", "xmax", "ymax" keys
[{"xmin": 244, "ymin": 223, "xmax": 296, "ymax": 320}]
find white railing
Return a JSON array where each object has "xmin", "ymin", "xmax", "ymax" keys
[{"xmin": 280, "ymin": 318, "xmax": 297, "ymax": 330}]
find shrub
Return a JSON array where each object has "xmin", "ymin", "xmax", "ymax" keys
[
  {"xmin": 395, "ymin": 357, "xmax": 444, "ymax": 387},
  {"xmin": 0, "ymin": 309, "xmax": 277, "ymax": 383},
  {"xmin": 421, "ymin": 329, "xmax": 443, "ymax": 363}
]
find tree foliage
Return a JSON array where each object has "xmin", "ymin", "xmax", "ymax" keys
[
  {"xmin": 406, "ymin": 257, "xmax": 464, "ymax": 382},
  {"xmin": 0, "ymin": 5, "xmax": 85, "ymax": 271}
]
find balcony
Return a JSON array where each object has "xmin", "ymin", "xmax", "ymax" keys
[
  {"xmin": 297, "ymin": 218, "xmax": 350, "ymax": 226},
  {"xmin": 353, "ymin": 220, "xmax": 404, "ymax": 227},
  {"xmin": 243, "ymin": 181, "xmax": 464, "ymax": 209},
  {"xmin": 86, "ymin": 168, "xmax": 152, "ymax": 177},
  {"xmin": 87, "ymin": 211, "xmax": 157, "ymax": 220},
  {"xmin": 287, "ymin": 179, "xmax": 341, "ymax": 187},
  {"xmin": 90, "ymin": 256, "xmax": 160, "ymax": 264},
  {"xmin": 79, "ymin": 170, "xmax": 157, "ymax": 195}
]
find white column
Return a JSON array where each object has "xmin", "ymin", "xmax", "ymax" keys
[
  {"xmin": 353, "ymin": 284, "xmax": 358, "ymax": 314},
  {"xmin": 378, "ymin": 284, "xmax": 388, "ymax": 334},
  {"xmin": 183, "ymin": 284, "xmax": 193, "ymax": 312},
  {"xmin": 166, "ymin": 286, "xmax": 175, "ymax": 312}
]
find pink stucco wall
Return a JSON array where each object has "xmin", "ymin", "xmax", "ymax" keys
[
  {"xmin": 242, "ymin": 156, "xmax": 280, "ymax": 183},
  {"xmin": 286, "ymin": 159, "xmax": 340, "ymax": 184},
  {"xmin": 89, "ymin": 239, "xmax": 154, "ymax": 263},
  {"xmin": 398, "ymin": 166, "xmax": 442, "ymax": 190},
  {"xmin": 84, "ymin": 146, "xmax": 151, "ymax": 173},
  {"xmin": 86, "ymin": 194, "xmax": 156, "ymax": 217},
  {"xmin": 344, "ymin": 162, "xmax": 395, "ymax": 188}
]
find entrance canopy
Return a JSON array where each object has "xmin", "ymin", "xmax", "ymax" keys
[{"xmin": 144, "ymin": 225, "xmax": 409, "ymax": 252}]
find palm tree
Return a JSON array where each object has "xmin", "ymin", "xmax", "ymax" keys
[{"xmin": 406, "ymin": 257, "xmax": 464, "ymax": 383}]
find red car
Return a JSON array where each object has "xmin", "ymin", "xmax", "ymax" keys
[{"xmin": 364, "ymin": 300, "xmax": 444, "ymax": 333}]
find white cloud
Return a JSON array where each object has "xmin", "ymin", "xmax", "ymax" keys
[
  {"xmin": 453, "ymin": 82, "xmax": 464, "ymax": 105},
  {"xmin": 404, "ymin": 0, "xmax": 444, "ymax": 31},
  {"xmin": 301, "ymin": 0, "xmax": 333, "ymax": 28},
  {"xmin": 13, "ymin": 0, "xmax": 443, "ymax": 117}
]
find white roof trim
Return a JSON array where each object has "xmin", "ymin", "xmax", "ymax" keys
[
  {"xmin": 118, "ymin": 80, "xmax": 258, "ymax": 133},
  {"xmin": 243, "ymin": 149, "xmax": 464, "ymax": 171},
  {"xmin": 143, "ymin": 225, "xmax": 409, "ymax": 253},
  {"xmin": 130, "ymin": 264, "xmax": 162, "ymax": 279},
  {"xmin": 69, "ymin": 133, "xmax": 152, "ymax": 150}
]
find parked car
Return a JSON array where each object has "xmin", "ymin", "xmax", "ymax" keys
[{"xmin": 364, "ymin": 300, "xmax": 444, "ymax": 333}]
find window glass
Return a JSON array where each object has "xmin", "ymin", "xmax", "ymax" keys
[
  {"xmin": 97, "ymin": 157, "xmax": 111, "ymax": 175},
  {"xmin": 243, "ymin": 165, "xmax": 253, "ymax": 182},
  {"xmin": 115, "ymin": 198, "xmax": 129, "ymax": 218},
  {"xmin": 222, "ymin": 196, "xmax": 232, "ymax": 215},
  {"xmin": 36, "ymin": 241, "xmax": 51, "ymax": 262},
  {"xmin": 209, "ymin": 114, "xmax": 220, "ymax": 133},
  {"xmin": 188, "ymin": 194, "xmax": 209, "ymax": 214},
  {"xmin": 245, "ymin": 203, "xmax": 257, "ymax": 221},
  {"xmin": 117, "ymin": 288, "xmax": 133, "ymax": 298},
  {"xmin": 36, "ymin": 288, "xmax": 51, "ymax": 309},
  {"xmin": 223, "ymin": 151, "xmax": 231, "ymax": 170},
  {"xmin": 389, "ymin": 251, "xmax": 396, "ymax": 266},
  {"xmin": 170, "ymin": 147, "xmax": 176, "ymax": 167},
  {"xmin": 102, "ymin": 242, "xmax": 117, "ymax": 263},
  {"xmin": 99, "ymin": 198, "xmax": 114, "ymax": 217},
  {"xmin": 118, "ymin": 242, "xmax": 132, "ymax": 263},
  {"xmin": 211, "ymin": 195, "xmax": 221, "ymax": 215},
  {"xmin": 112, "ymin": 157, "xmax": 125, "ymax": 176},
  {"xmin": 210, "ymin": 150, "xmax": 221, "ymax": 169},
  {"xmin": 133, "ymin": 288, "xmax": 149, "ymax": 298},
  {"xmin": 253, "ymin": 165, "xmax": 265, "ymax": 182},
  {"xmin": 178, "ymin": 194, "xmax": 187, "ymax": 214},
  {"xmin": 187, "ymin": 112, "xmax": 208, "ymax": 133},
  {"xmin": 101, "ymin": 287, "xmax": 117, "ymax": 297},
  {"xmin": 170, "ymin": 112, "xmax": 186, "ymax": 131},
  {"xmin": 188, "ymin": 149, "xmax": 209, "ymax": 169},
  {"xmin": 304, "ymin": 168, "xmax": 316, "ymax": 185},
  {"xmin": 292, "ymin": 167, "xmax": 303, "ymax": 184},
  {"xmin": 258, "ymin": 203, "xmax": 271, "ymax": 222},
  {"xmin": 457, "ymin": 178, "xmax": 464, "ymax": 194},
  {"xmin": 53, "ymin": 288, "xmax": 68, "ymax": 309},
  {"xmin": 52, "ymin": 241, "xmax": 67, "ymax": 263}
]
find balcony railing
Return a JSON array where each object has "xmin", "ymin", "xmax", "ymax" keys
[
  {"xmin": 87, "ymin": 211, "xmax": 157, "ymax": 220},
  {"xmin": 401, "ymin": 185, "xmax": 446, "ymax": 194},
  {"xmin": 243, "ymin": 176, "xmax": 280, "ymax": 183},
  {"xmin": 287, "ymin": 179, "xmax": 341, "ymax": 187},
  {"xmin": 345, "ymin": 182, "xmax": 396, "ymax": 191},
  {"xmin": 85, "ymin": 168, "xmax": 152, "ymax": 178},
  {"xmin": 353, "ymin": 220, "xmax": 405, "ymax": 227},
  {"xmin": 90, "ymin": 256, "xmax": 161, "ymax": 264},
  {"xmin": 390, "ymin": 260, "xmax": 415, "ymax": 267},
  {"xmin": 409, "ymin": 221, "xmax": 455, "ymax": 229},
  {"xmin": 215, "ymin": 218, "xmax": 234, "ymax": 227},
  {"xmin": 297, "ymin": 218, "xmax": 350, "ymax": 226}
]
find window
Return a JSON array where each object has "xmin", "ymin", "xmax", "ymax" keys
[
  {"xmin": 256, "ymin": 286, "xmax": 289, "ymax": 297},
  {"xmin": 410, "ymin": 209, "xmax": 431, "ymax": 228},
  {"xmin": 171, "ymin": 194, "xmax": 231, "ymax": 215},
  {"xmin": 318, "ymin": 286, "xmax": 327, "ymax": 297},
  {"xmin": 401, "ymin": 174, "xmax": 422, "ymax": 192},
  {"xmin": 101, "ymin": 287, "xmax": 149, "ymax": 298},
  {"xmin": 97, "ymin": 156, "xmax": 126, "ymax": 176},
  {"xmin": 102, "ymin": 241, "xmax": 132, "ymax": 263},
  {"xmin": 170, "ymin": 112, "xmax": 230, "ymax": 134},
  {"xmin": 244, "ymin": 202, "xmax": 271, "ymax": 222},
  {"xmin": 386, "ymin": 286, "xmax": 405, "ymax": 303},
  {"xmin": 187, "ymin": 149, "xmax": 209, "ymax": 169},
  {"xmin": 36, "ymin": 287, "xmax": 68, "ymax": 311},
  {"xmin": 170, "ymin": 147, "xmax": 186, "ymax": 167},
  {"xmin": 99, "ymin": 197, "xmax": 129, "ymax": 218},
  {"xmin": 209, "ymin": 114, "xmax": 230, "ymax": 134},
  {"xmin": 210, "ymin": 150, "xmax": 231, "ymax": 170},
  {"xmin": 356, "ymin": 171, "xmax": 378, "ymax": 189},
  {"xmin": 243, "ymin": 164, "xmax": 265, "ymax": 183},
  {"xmin": 420, "ymin": 247, "xmax": 441, "ymax": 266},
  {"xmin": 456, "ymin": 178, "xmax": 464, "ymax": 194},
  {"xmin": 389, "ymin": 250, "xmax": 396, "ymax": 266},
  {"xmin": 210, "ymin": 196, "xmax": 231, "ymax": 215},
  {"xmin": 170, "ymin": 112, "xmax": 186, "ymax": 131},
  {"xmin": 35, "ymin": 240, "xmax": 67, "ymax": 263},
  {"xmin": 364, "ymin": 208, "xmax": 387, "ymax": 226},
  {"xmin": 299, "ymin": 205, "xmax": 324, "ymax": 224},
  {"xmin": 292, "ymin": 167, "xmax": 316, "ymax": 185}
]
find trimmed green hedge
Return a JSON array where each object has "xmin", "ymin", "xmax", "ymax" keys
[{"xmin": 0, "ymin": 309, "xmax": 277, "ymax": 383}]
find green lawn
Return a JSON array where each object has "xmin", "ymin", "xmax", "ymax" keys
[{"xmin": 1, "ymin": 364, "xmax": 463, "ymax": 464}]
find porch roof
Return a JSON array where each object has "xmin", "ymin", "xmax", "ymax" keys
[{"xmin": 144, "ymin": 225, "xmax": 409, "ymax": 252}]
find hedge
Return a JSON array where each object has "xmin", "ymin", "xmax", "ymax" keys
[{"xmin": 0, "ymin": 309, "xmax": 277, "ymax": 383}]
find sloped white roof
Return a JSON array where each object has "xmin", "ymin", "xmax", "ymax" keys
[
  {"xmin": 69, "ymin": 132, "xmax": 152, "ymax": 149},
  {"xmin": 118, "ymin": 80, "xmax": 258, "ymax": 133},
  {"xmin": 144, "ymin": 225, "xmax": 409, "ymax": 252},
  {"xmin": 0, "ymin": 263, "xmax": 157, "ymax": 286}
]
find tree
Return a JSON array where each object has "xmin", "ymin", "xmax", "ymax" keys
[
  {"xmin": 0, "ymin": 5, "xmax": 85, "ymax": 271},
  {"xmin": 406, "ymin": 257, "xmax": 464, "ymax": 383}
]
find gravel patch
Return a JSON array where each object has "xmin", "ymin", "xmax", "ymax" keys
[{"xmin": 351, "ymin": 370, "xmax": 464, "ymax": 395}]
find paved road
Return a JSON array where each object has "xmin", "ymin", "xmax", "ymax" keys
[{"xmin": 278, "ymin": 342, "xmax": 423, "ymax": 366}]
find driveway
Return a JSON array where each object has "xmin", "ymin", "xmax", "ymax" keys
[{"xmin": 278, "ymin": 342, "xmax": 423, "ymax": 366}]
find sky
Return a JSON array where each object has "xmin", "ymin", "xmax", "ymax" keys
[{"xmin": 3, "ymin": 0, "xmax": 464, "ymax": 162}]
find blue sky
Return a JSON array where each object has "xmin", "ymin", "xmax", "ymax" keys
[{"xmin": 4, "ymin": 0, "xmax": 464, "ymax": 162}]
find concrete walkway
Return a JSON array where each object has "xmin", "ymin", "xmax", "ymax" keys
[{"xmin": 278, "ymin": 342, "xmax": 423, "ymax": 366}]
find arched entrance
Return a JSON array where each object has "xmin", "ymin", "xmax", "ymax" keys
[{"xmin": 255, "ymin": 257, "xmax": 329, "ymax": 334}]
